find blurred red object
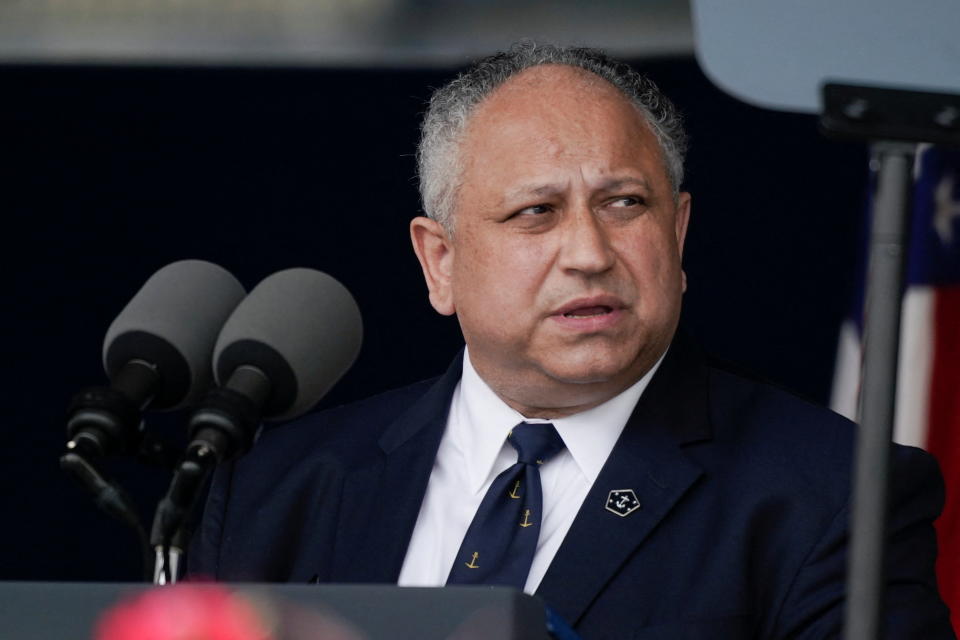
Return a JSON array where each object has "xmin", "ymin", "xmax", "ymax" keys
[{"xmin": 95, "ymin": 584, "xmax": 274, "ymax": 640}]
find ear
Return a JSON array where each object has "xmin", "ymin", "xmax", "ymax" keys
[
  {"xmin": 410, "ymin": 216, "xmax": 456, "ymax": 316},
  {"xmin": 675, "ymin": 192, "xmax": 691, "ymax": 292}
]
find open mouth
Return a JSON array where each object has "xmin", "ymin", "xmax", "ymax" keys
[{"xmin": 562, "ymin": 305, "xmax": 613, "ymax": 318}]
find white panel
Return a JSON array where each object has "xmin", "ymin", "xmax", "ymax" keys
[{"xmin": 692, "ymin": 0, "xmax": 960, "ymax": 113}]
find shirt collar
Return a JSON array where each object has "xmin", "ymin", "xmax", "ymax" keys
[{"xmin": 455, "ymin": 348, "xmax": 665, "ymax": 493}]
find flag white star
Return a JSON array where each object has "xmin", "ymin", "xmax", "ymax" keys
[{"xmin": 933, "ymin": 172, "xmax": 960, "ymax": 246}]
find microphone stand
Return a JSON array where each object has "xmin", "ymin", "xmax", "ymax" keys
[
  {"xmin": 152, "ymin": 528, "xmax": 190, "ymax": 585},
  {"xmin": 151, "ymin": 445, "xmax": 216, "ymax": 584},
  {"xmin": 821, "ymin": 83, "xmax": 960, "ymax": 640},
  {"xmin": 150, "ymin": 365, "xmax": 270, "ymax": 585}
]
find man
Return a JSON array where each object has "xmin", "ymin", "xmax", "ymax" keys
[{"xmin": 191, "ymin": 43, "xmax": 954, "ymax": 638}]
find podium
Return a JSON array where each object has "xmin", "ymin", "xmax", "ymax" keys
[{"xmin": 0, "ymin": 582, "xmax": 550, "ymax": 639}]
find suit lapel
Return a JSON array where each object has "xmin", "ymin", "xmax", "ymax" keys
[
  {"xmin": 537, "ymin": 337, "xmax": 712, "ymax": 625},
  {"xmin": 328, "ymin": 336, "xmax": 712, "ymax": 607},
  {"xmin": 330, "ymin": 354, "xmax": 463, "ymax": 583}
]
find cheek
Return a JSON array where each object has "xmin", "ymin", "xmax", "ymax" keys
[
  {"xmin": 451, "ymin": 237, "xmax": 554, "ymax": 339},
  {"xmin": 618, "ymin": 232, "xmax": 682, "ymax": 296},
  {"xmin": 462, "ymin": 234, "xmax": 549, "ymax": 285},
  {"xmin": 453, "ymin": 238, "xmax": 528, "ymax": 303}
]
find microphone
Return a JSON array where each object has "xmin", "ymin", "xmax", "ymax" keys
[
  {"xmin": 150, "ymin": 268, "xmax": 363, "ymax": 570},
  {"xmin": 65, "ymin": 260, "xmax": 247, "ymax": 459},
  {"xmin": 192, "ymin": 267, "xmax": 363, "ymax": 461}
]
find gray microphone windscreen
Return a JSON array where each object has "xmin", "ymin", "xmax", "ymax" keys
[
  {"xmin": 213, "ymin": 268, "xmax": 363, "ymax": 422},
  {"xmin": 102, "ymin": 260, "xmax": 246, "ymax": 409}
]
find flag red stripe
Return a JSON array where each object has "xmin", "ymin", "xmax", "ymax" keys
[{"xmin": 927, "ymin": 284, "xmax": 960, "ymax": 632}]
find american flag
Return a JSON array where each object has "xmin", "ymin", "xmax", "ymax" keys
[{"xmin": 831, "ymin": 144, "xmax": 960, "ymax": 630}]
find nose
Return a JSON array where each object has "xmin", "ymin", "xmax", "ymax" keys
[{"xmin": 557, "ymin": 206, "xmax": 616, "ymax": 275}]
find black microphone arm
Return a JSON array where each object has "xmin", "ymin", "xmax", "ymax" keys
[{"xmin": 150, "ymin": 268, "xmax": 363, "ymax": 583}]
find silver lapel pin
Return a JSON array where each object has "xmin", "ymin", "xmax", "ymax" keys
[{"xmin": 605, "ymin": 489, "xmax": 641, "ymax": 517}]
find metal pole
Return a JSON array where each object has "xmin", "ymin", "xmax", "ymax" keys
[{"xmin": 843, "ymin": 142, "xmax": 915, "ymax": 640}]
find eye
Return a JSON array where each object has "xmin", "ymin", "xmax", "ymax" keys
[
  {"xmin": 609, "ymin": 195, "xmax": 644, "ymax": 208},
  {"xmin": 503, "ymin": 202, "xmax": 556, "ymax": 230},
  {"xmin": 514, "ymin": 203, "xmax": 552, "ymax": 216}
]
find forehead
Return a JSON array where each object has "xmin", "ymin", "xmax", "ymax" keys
[
  {"xmin": 480, "ymin": 64, "xmax": 626, "ymax": 109},
  {"xmin": 458, "ymin": 65, "xmax": 668, "ymax": 193}
]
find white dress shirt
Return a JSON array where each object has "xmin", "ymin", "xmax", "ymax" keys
[{"xmin": 398, "ymin": 348, "xmax": 663, "ymax": 594}]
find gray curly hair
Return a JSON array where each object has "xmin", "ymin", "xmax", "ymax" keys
[{"xmin": 416, "ymin": 41, "xmax": 688, "ymax": 233}]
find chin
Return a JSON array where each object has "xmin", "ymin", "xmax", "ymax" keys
[{"xmin": 539, "ymin": 355, "xmax": 634, "ymax": 386}]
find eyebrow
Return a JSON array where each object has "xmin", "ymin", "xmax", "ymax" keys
[
  {"xmin": 502, "ymin": 183, "xmax": 566, "ymax": 202},
  {"xmin": 501, "ymin": 176, "xmax": 651, "ymax": 204},
  {"xmin": 597, "ymin": 177, "xmax": 651, "ymax": 192}
]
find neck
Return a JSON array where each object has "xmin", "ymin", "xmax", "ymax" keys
[
  {"xmin": 468, "ymin": 351, "xmax": 666, "ymax": 421},
  {"xmin": 498, "ymin": 392, "xmax": 623, "ymax": 420}
]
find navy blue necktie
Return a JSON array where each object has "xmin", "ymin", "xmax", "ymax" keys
[{"xmin": 447, "ymin": 422, "xmax": 565, "ymax": 589}]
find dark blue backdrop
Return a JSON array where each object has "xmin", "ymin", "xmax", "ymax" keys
[{"xmin": 0, "ymin": 57, "xmax": 866, "ymax": 581}]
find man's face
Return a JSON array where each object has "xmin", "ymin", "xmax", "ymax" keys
[{"xmin": 411, "ymin": 65, "xmax": 690, "ymax": 416}]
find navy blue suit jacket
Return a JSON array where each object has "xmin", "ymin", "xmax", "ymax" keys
[{"xmin": 190, "ymin": 338, "xmax": 954, "ymax": 638}]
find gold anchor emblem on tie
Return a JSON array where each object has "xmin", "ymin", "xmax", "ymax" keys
[
  {"xmin": 465, "ymin": 552, "xmax": 480, "ymax": 569},
  {"xmin": 520, "ymin": 509, "xmax": 533, "ymax": 527},
  {"xmin": 508, "ymin": 480, "xmax": 521, "ymax": 499}
]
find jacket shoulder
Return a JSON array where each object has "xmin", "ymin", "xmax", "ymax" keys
[
  {"xmin": 250, "ymin": 376, "xmax": 439, "ymax": 465},
  {"xmin": 702, "ymin": 363, "xmax": 939, "ymax": 507}
]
